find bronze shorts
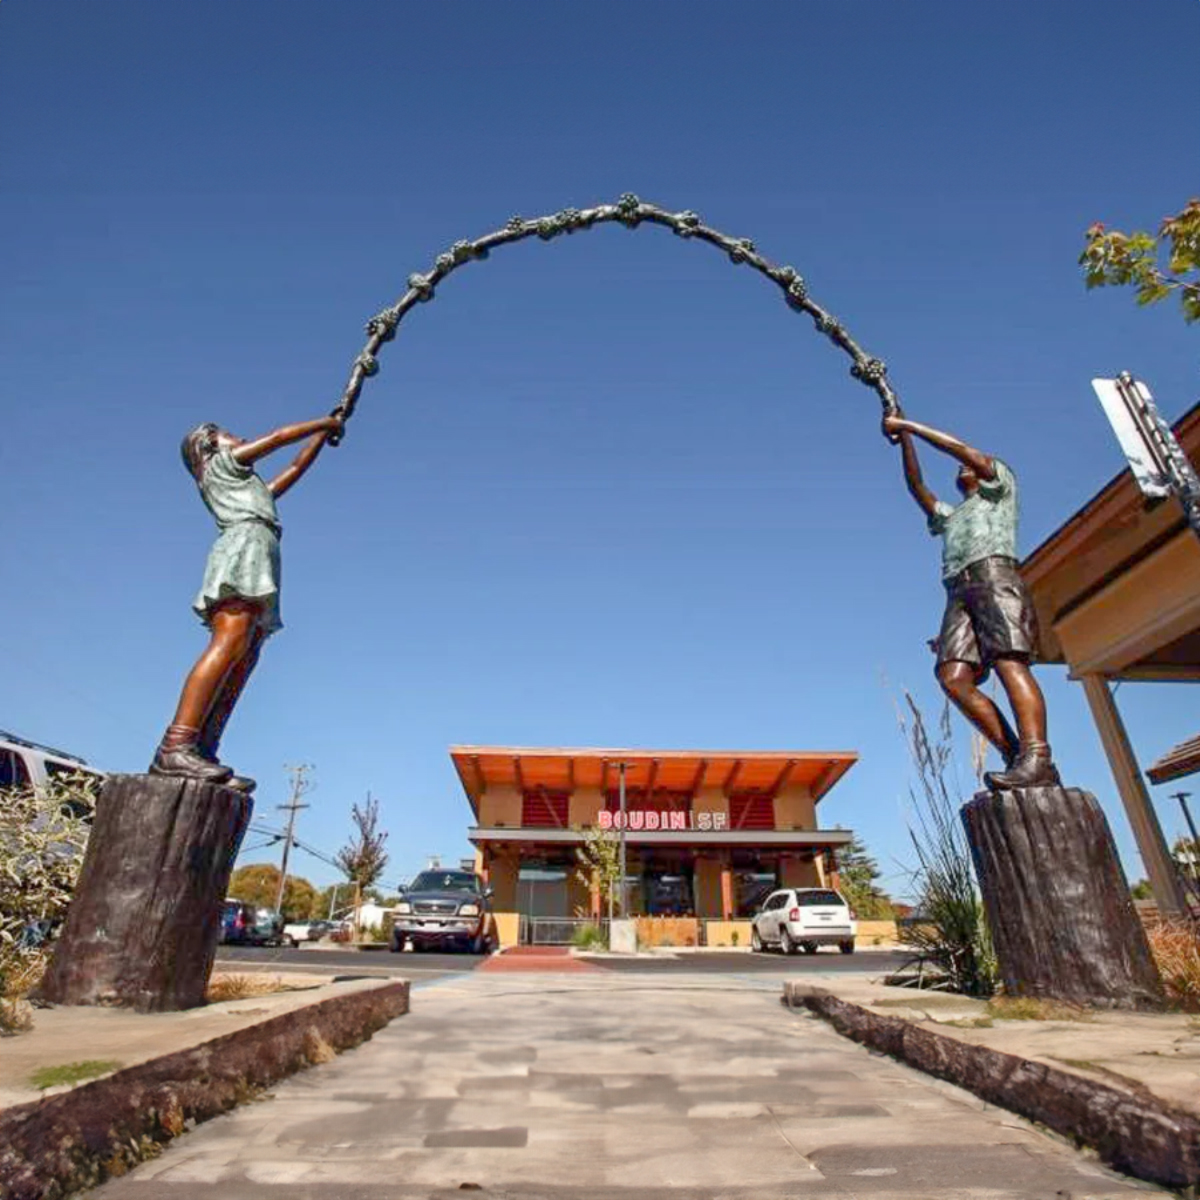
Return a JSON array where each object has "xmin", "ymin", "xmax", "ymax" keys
[{"xmin": 935, "ymin": 556, "xmax": 1039, "ymax": 680}]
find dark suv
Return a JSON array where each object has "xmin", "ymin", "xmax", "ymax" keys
[{"xmin": 390, "ymin": 870, "xmax": 493, "ymax": 954}]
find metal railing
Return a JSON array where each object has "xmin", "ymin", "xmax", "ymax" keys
[{"xmin": 526, "ymin": 917, "xmax": 608, "ymax": 945}]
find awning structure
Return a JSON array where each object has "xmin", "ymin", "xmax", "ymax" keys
[
  {"xmin": 1147, "ymin": 734, "xmax": 1200, "ymax": 786},
  {"xmin": 449, "ymin": 745, "xmax": 859, "ymax": 819}
]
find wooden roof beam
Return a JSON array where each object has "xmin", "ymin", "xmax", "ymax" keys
[
  {"xmin": 512, "ymin": 756, "xmax": 526, "ymax": 794},
  {"xmin": 689, "ymin": 758, "xmax": 708, "ymax": 798},
  {"xmin": 722, "ymin": 759, "xmax": 744, "ymax": 794},
  {"xmin": 471, "ymin": 755, "xmax": 487, "ymax": 798},
  {"xmin": 810, "ymin": 759, "xmax": 841, "ymax": 800},
  {"xmin": 767, "ymin": 758, "xmax": 798, "ymax": 799},
  {"xmin": 645, "ymin": 758, "xmax": 659, "ymax": 803}
]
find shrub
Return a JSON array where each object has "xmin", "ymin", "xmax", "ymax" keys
[
  {"xmin": 0, "ymin": 770, "xmax": 98, "ymax": 1030},
  {"xmin": 1147, "ymin": 919, "xmax": 1200, "ymax": 1010},
  {"xmin": 730, "ymin": 930, "xmax": 740, "ymax": 947},
  {"xmin": 571, "ymin": 924, "xmax": 607, "ymax": 951}
]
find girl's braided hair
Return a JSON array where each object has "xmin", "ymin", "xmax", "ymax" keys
[{"xmin": 181, "ymin": 423, "xmax": 221, "ymax": 480}]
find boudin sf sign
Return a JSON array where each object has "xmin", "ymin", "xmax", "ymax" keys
[{"xmin": 597, "ymin": 809, "xmax": 729, "ymax": 831}]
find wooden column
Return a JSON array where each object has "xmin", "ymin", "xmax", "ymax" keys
[
  {"xmin": 962, "ymin": 785, "xmax": 1164, "ymax": 1009},
  {"xmin": 1080, "ymin": 672, "xmax": 1187, "ymax": 915},
  {"xmin": 719, "ymin": 859, "xmax": 734, "ymax": 921},
  {"xmin": 36, "ymin": 774, "xmax": 250, "ymax": 1011}
]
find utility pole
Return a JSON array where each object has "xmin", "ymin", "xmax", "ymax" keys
[
  {"xmin": 1171, "ymin": 791, "xmax": 1200, "ymax": 895},
  {"xmin": 274, "ymin": 764, "xmax": 313, "ymax": 915},
  {"xmin": 618, "ymin": 761, "xmax": 628, "ymax": 917}
]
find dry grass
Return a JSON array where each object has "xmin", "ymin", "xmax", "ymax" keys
[
  {"xmin": 0, "ymin": 947, "xmax": 49, "ymax": 1036},
  {"xmin": 1146, "ymin": 918, "xmax": 1200, "ymax": 1011},
  {"xmin": 986, "ymin": 996, "xmax": 1094, "ymax": 1022},
  {"xmin": 205, "ymin": 973, "xmax": 299, "ymax": 1003},
  {"xmin": 1, "ymin": 996, "xmax": 34, "ymax": 1035}
]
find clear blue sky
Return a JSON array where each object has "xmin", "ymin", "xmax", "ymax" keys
[{"xmin": 2, "ymin": 2, "xmax": 1197, "ymax": 897}]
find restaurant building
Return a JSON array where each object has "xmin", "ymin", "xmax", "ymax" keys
[{"xmin": 451, "ymin": 745, "xmax": 858, "ymax": 946}]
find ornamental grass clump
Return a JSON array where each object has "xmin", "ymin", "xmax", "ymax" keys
[
  {"xmin": 1146, "ymin": 918, "xmax": 1200, "ymax": 1011},
  {"xmin": 896, "ymin": 694, "xmax": 998, "ymax": 999}
]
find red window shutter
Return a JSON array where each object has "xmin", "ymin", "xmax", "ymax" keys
[
  {"xmin": 521, "ymin": 791, "xmax": 569, "ymax": 828},
  {"xmin": 729, "ymin": 793, "xmax": 775, "ymax": 830}
]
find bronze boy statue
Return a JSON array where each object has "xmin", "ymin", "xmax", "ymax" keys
[
  {"xmin": 883, "ymin": 413, "xmax": 1059, "ymax": 790},
  {"xmin": 150, "ymin": 412, "xmax": 344, "ymax": 791}
]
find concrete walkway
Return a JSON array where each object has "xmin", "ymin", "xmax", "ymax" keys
[{"xmin": 93, "ymin": 972, "xmax": 1168, "ymax": 1199}]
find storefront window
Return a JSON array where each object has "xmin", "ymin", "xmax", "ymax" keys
[
  {"xmin": 735, "ymin": 870, "xmax": 777, "ymax": 918},
  {"xmin": 644, "ymin": 870, "xmax": 693, "ymax": 916}
]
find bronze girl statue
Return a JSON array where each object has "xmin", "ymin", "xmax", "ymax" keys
[{"xmin": 150, "ymin": 412, "xmax": 344, "ymax": 791}]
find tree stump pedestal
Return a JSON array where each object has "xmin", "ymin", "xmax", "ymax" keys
[
  {"xmin": 961, "ymin": 785, "xmax": 1164, "ymax": 1010},
  {"xmin": 35, "ymin": 774, "xmax": 252, "ymax": 1012}
]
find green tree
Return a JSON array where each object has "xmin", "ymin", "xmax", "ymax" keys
[
  {"xmin": 836, "ymin": 834, "xmax": 896, "ymax": 919},
  {"xmin": 227, "ymin": 864, "xmax": 317, "ymax": 920},
  {"xmin": 336, "ymin": 794, "xmax": 390, "ymax": 901},
  {"xmin": 574, "ymin": 825, "xmax": 622, "ymax": 917},
  {"xmin": 1080, "ymin": 199, "xmax": 1200, "ymax": 323},
  {"xmin": 1130, "ymin": 879, "xmax": 1154, "ymax": 901}
]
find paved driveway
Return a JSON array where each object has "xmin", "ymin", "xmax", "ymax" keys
[{"xmin": 95, "ymin": 972, "xmax": 1165, "ymax": 1199}]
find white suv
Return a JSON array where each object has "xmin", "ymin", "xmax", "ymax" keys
[
  {"xmin": 0, "ymin": 729, "xmax": 103, "ymax": 793},
  {"xmin": 751, "ymin": 887, "xmax": 856, "ymax": 955}
]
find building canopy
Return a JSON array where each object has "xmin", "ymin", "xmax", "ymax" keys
[{"xmin": 450, "ymin": 745, "xmax": 858, "ymax": 819}]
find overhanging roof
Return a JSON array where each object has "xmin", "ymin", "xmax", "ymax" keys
[
  {"xmin": 450, "ymin": 745, "xmax": 858, "ymax": 818},
  {"xmin": 1147, "ymin": 733, "xmax": 1200, "ymax": 785}
]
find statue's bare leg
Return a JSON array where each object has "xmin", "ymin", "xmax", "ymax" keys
[
  {"xmin": 197, "ymin": 627, "xmax": 265, "ymax": 791},
  {"xmin": 199, "ymin": 631, "xmax": 263, "ymax": 756},
  {"xmin": 151, "ymin": 600, "xmax": 261, "ymax": 782},
  {"xmin": 993, "ymin": 656, "xmax": 1047, "ymax": 745},
  {"xmin": 984, "ymin": 656, "xmax": 1060, "ymax": 788},
  {"xmin": 935, "ymin": 660, "xmax": 1019, "ymax": 763}
]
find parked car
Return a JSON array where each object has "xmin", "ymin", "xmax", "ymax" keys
[
  {"xmin": 0, "ymin": 729, "xmax": 104, "ymax": 806},
  {"xmin": 389, "ymin": 869, "xmax": 493, "ymax": 954},
  {"xmin": 220, "ymin": 900, "xmax": 286, "ymax": 947},
  {"xmin": 282, "ymin": 920, "xmax": 326, "ymax": 946},
  {"xmin": 750, "ymin": 887, "xmax": 857, "ymax": 955},
  {"xmin": 251, "ymin": 907, "xmax": 286, "ymax": 947},
  {"xmin": 220, "ymin": 899, "xmax": 259, "ymax": 945}
]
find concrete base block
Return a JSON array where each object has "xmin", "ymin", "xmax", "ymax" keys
[{"xmin": 608, "ymin": 918, "xmax": 638, "ymax": 954}]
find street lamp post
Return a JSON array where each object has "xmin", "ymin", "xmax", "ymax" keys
[{"xmin": 618, "ymin": 762, "xmax": 628, "ymax": 917}]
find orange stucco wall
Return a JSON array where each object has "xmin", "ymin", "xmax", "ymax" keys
[
  {"xmin": 477, "ymin": 784, "xmax": 522, "ymax": 829},
  {"xmin": 773, "ymin": 784, "xmax": 815, "ymax": 831}
]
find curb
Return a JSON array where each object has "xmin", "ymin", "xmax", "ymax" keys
[
  {"xmin": 784, "ymin": 982, "xmax": 1200, "ymax": 1191},
  {"xmin": 0, "ymin": 980, "xmax": 409, "ymax": 1200}
]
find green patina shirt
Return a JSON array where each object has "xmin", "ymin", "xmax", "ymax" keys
[
  {"xmin": 192, "ymin": 446, "xmax": 283, "ymax": 635},
  {"xmin": 927, "ymin": 458, "xmax": 1019, "ymax": 580}
]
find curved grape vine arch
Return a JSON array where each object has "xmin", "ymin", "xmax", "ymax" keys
[{"xmin": 328, "ymin": 193, "xmax": 902, "ymax": 442}]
